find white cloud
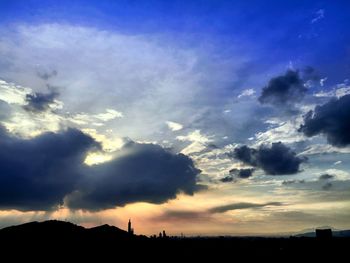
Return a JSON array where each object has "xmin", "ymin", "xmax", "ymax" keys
[
  {"xmin": 0, "ymin": 79, "xmax": 31, "ymax": 105},
  {"xmin": 320, "ymin": 77, "xmax": 327, "ymax": 86},
  {"xmin": 314, "ymin": 84, "xmax": 350, "ymax": 98},
  {"xmin": 0, "ymin": 79, "xmax": 63, "ymax": 137},
  {"xmin": 68, "ymin": 109, "xmax": 123, "ymax": 126},
  {"xmin": 166, "ymin": 121, "xmax": 183, "ymax": 131},
  {"xmin": 177, "ymin": 130, "xmax": 213, "ymax": 155},
  {"xmin": 81, "ymin": 128, "xmax": 124, "ymax": 152},
  {"xmin": 300, "ymin": 144, "xmax": 350, "ymax": 155},
  {"xmin": 94, "ymin": 109, "xmax": 123, "ymax": 121},
  {"xmin": 177, "ymin": 130, "xmax": 211, "ymax": 143},
  {"xmin": 311, "ymin": 9, "xmax": 325, "ymax": 24},
  {"xmin": 324, "ymin": 169, "xmax": 350, "ymax": 181},
  {"xmin": 237, "ymin": 88, "xmax": 255, "ymax": 99},
  {"xmin": 254, "ymin": 117, "xmax": 306, "ymax": 145}
]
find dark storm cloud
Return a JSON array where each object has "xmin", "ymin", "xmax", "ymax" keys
[
  {"xmin": 229, "ymin": 168, "xmax": 255, "ymax": 178},
  {"xmin": 208, "ymin": 202, "xmax": 283, "ymax": 214},
  {"xmin": 233, "ymin": 142, "xmax": 306, "ymax": 175},
  {"xmin": 0, "ymin": 127, "xmax": 98, "ymax": 210},
  {"xmin": 231, "ymin": 145, "xmax": 257, "ymax": 166},
  {"xmin": 0, "ymin": 127, "xmax": 201, "ymax": 211},
  {"xmin": 37, "ymin": 70, "xmax": 57, "ymax": 81},
  {"xmin": 66, "ymin": 142, "xmax": 201, "ymax": 210},
  {"xmin": 24, "ymin": 90, "xmax": 59, "ymax": 112},
  {"xmin": 299, "ymin": 94, "xmax": 350, "ymax": 147},
  {"xmin": 258, "ymin": 70, "xmax": 307, "ymax": 106},
  {"xmin": 319, "ymin": 174, "xmax": 334, "ymax": 180},
  {"xmin": 256, "ymin": 143, "xmax": 307, "ymax": 175}
]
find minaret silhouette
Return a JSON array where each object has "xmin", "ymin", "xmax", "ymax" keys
[{"xmin": 128, "ymin": 219, "xmax": 134, "ymax": 235}]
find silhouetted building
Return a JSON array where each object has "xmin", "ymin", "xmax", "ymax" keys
[
  {"xmin": 128, "ymin": 219, "xmax": 134, "ymax": 235},
  {"xmin": 316, "ymin": 228, "xmax": 332, "ymax": 240},
  {"xmin": 162, "ymin": 230, "xmax": 167, "ymax": 238}
]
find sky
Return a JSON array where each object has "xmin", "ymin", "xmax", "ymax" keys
[{"xmin": 0, "ymin": 0, "xmax": 350, "ymax": 236}]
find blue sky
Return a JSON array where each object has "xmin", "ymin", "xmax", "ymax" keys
[{"xmin": 0, "ymin": 0, "xmax": 350, "ymax": 235}]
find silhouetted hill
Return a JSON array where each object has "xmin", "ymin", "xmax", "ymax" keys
[
  {"xmin": 0, "ymin": 220, "xmax": 144, "ymax": 246},
  {"xmin": 0, "ymin": 220, "xmax": 85, "ymax": 235}
]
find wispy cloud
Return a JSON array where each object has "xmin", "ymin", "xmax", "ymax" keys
[{"xmin": 311, "ymin": 9, "xmax": 325, "ymax": 24}]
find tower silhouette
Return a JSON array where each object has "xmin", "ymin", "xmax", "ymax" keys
[{"xmin": 128, "ymin": 219, "xmax": 134, "ymax": 235}]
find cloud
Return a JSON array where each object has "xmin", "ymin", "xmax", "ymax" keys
[
  {"xmin": 157, "ymin": 202, "xmax": 284, "ymax": 221},
  {"xmin": 23, "ymin": 89, "xmax": 60, "ymax": 112},
  {"xmin": 311, "ymin": 9, "xmax": 325, "ymax": 24},
  {"xmin": 166, "ymin": 121, "xmax": 183, "ymax": 131},
  {"xmin": 0, "ymin": 23, "xmax": 251, "ymax": 144},
  {"xmin": 219, "ymin": 168, "xmax": 255, "ymax": 182},
  {"xmin": 0, "ymin": 127, "xmax": 98, "ymax": 211},
  {"xmin": 68, "ymin": 109, "xmax": 123, "ymax": 126},
  {"xmin": 0, "ymin": 79, "xmax": 31, "ymax": 105},
  {"xmin": 229, "ymin": 168, "xmax": 255, "ymax": 178},
  {"xmin": 233, "ymin": 142, "xmax": 306, "ymax": 175},
  {"xmin": 300, "ymin": 144, "xmax": 350, "ymax": 155},
  {"xmin": 177, "ymin": 130, "xmax": 213, "ymax": 155},
  {"xmin": 0, "ymin": 126, "xmax": 201, "ymax": 211},
  {"xmin": 319, "ymin": 174, "xmax": 334, "ymax": 180},
  {"xmin": 208, "ymin": 202, "xmax": 283, "ymax": 214},
  {"xmin": 93, "ymin": 109, "xmax": 123, "ymax": 121},
  {"xmin": 282, "ymin": 179, "xmax": 305, "ymax": 185},
  {"xmin": 299, "ymin": 94, "xmax": 350, "ymax": 147},
  {"xmin": 322, "ymin": 182, "xmax": 333, "ymax": 190},
  {"xmin": 37, "ymin": 69, "xmax": 58, "ymax": 81},
  {"xmin": 177, "ymin": 130, "xmax": 211, "ymax": 143},
  {"xmin": 66, "ymin": 141, "xmax": 202, "ymax": 210},
  {"xmin": 254, "ymin": 118, "xmax": 306, "ymax": 145},
  {"xmin": 237, "ymin": 88, "xmax": 255, "ymax": 99},
  {"xmin": 231, "ymin": 145, "xmax": 257, "ymax": 166},
  {"xmin": 302, "ymin": 66, "xmax": 321, "ymax": 83},
  {"xmin": 0, "ymin": 100, "xmax": 11, "ymax": 120},
  {"xmin": 220, "ymin": 176, "xmax": 234, "ymax": 183},
  {"xmin": 314, "ymin": 83, "xmax": 350, "ymax": 98},
  {"xmin": 258, "ymin": 70, "xmax": 307, "ymax": 106},
  {"xmin": 156, "ymin": 210, "xmax": 208, "ymax": 222},
  {"xmin": 320, "ymin": 77, "xmax": 327, "ymax": 87}
]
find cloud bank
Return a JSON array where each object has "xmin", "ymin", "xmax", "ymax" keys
[
  {"xmin": 0, "ymin": 127, "xmax": 97, "ymax": 210},
  {"xmin": 0, "ymin": 126, "xmax": 201, "ymax": 211},
  {"xmin": 66, "ymin": 142, "xmax": 201, "ymax": 210}
]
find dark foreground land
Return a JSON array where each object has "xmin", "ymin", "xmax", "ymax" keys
[{"xmin": 0, "ymin": 220, "xmax": 348, "ymax": 260}]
